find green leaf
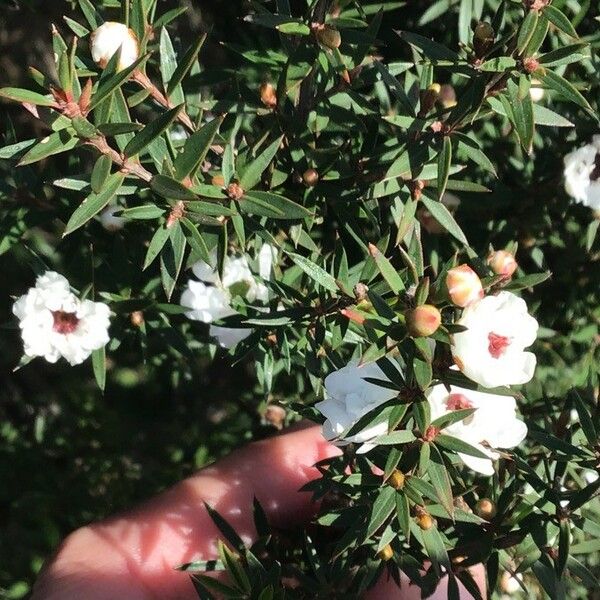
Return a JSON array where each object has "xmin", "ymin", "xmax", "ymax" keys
[
  {"xmin": 119, "ymin": 205, "xmax": 165, "ymax": 219},
  {"xmin": 18, "ymin": 130, "xmax": 79, "ymax": 166},
  {"xmin": 91, "ymin": 346, "xmax": 106, "ymax": 392},
  {"xmin": 396, "ymin": 30, "xmax": 460, "ymax": 63},
  {"xmin": 430, "ymin": 409, "xmax": 477, "ymax": 431},
  {"xmin": 180, "ymin": 217, "xmax": 213, "ymax": 264},
  {"xmin": 167, "ymin": 33, "xmax": 207, "ymax": 97},
  {"xmin": 143, "ymin": 225, "xmax": 171, "ymax": 270},
  {"xmin": 124, "ymin": 104, "xmax": 183, "ymax": 157},
  {"xmin": 63, "ymin": 172, "xmax": 125, "ymax": 235},
  {"xmin": 437, "ymin": 136, "xmax": 452, "ymax": 199},
  {"xmin": 160, "ymin": 223, "xmax": 186, "ymax": 300},
  {"xmin": 90, "ymin": 53, "xmax": 150, "ymax": 110},
  {"xmin": 532, "ymin": 104, "xmax": 574, "ymax": 128},
  {"xmin": 373, "ymin": 430, "xmax": 416, "ymax": 445},
  {"xmin": 478, "ymin": 57, "xmax": 517, "ymax": 72},
  {"xmin": 570, "ymin": 391, "xmax": 597, "ymax": 445},
  {"xmin": 239, "ymin": 136, "xmax": 284, "ymax": 191},
  {"xmin": 0, "ymin": 87, "xmax": 55, "ymax": 106},
  {"xmin": 174, "ymin": 116, "xmax": 223, "ymax": 180},
  {"xmin": 363, "ymin": 486, "xmax": 396, "ymax": 542},
  {"xmin": 538, "ymin": 69, "xmax": 593, "ymax": 114},
  {"xmin": 241, "ymin": 191, "xmax": 312, "ymax": 220},
  {"xmin": 160, "ymin": 27, "xmax": 185, "ymax": 105},
  {"xmin": 287, "ymin": 252, "xmax": 338, "ymax": 293},
  {"xmin": 150, "ymin": 174, "xmax": 198, "ymax": 201},
  {"xmin": 517, "ymin": 10, "xmax": 539, "ymax": 53},
  {"xmin": 543, "ymin": 5, "xmax": 579, "ymax": 39},
  {"xmin": 420, "ymin": 196, "xmax": 468, "ymax": 245},
  {"xmin": 435, "ymin": 434, "xmax": 490, "ymax": 459},
  {"xmin": 372, "ymin": 60, "xmax": 415, "ymax": 117},
  {"xmin": 538, "ymin": 43, "xmax": 588, "ymax": 67},
  {"xmin": 428, "ymin": 445, "xmax": 454, "ymax": 518},
  {"xmin": 368, "ymin": 243, "xmax": 405, "ymax": 294},
  {"xmin": 90, "ymin": 155, "xmax": 112, "ymax": 193},
  {"xmin": 78, "ymin": 0, "xmax": 99, "ymax": 29},
  {"xmin": 507, "ymin": 76, "xmax": 534, "ymax": 153}
]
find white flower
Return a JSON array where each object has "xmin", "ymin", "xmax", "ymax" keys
[
  {"xmin": 451, "ymin": 291, "xmax": 538, "ymax": 388},
  {"xmin": 427, "ymin": 383, "xmax": 527, "ymax": 475},
  {"xmin": 181, "ymin": 244, "xmax": 277, "ymax": 348},
  {"xmin": 90, "ymin": 22, "xmax": 139, "ymax": 71},
  {"xmin": 12, "ymin": 271, "xmax": 110, "ymax": 366},
  {"xmin": 315, "ymin": 361, "xmax": 398, "ymax": 453},
  {"xmin": 563, "ymin": 135, "xmax": 600, "ymax": 209},
  {"xmin": 100, "ymin": 204, "xmax": 125, "ymax": 232}
]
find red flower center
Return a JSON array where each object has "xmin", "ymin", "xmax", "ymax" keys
[
  {"xmin": 52, "ymin": 310, "xmax": 79, "ymax": 334},
  {"xmin": 488, "ymin": 332, "xmax": 510, "ymax": 358},
  {"xmin": 446, "ymin": 393, "xmax": 474, "ymax": 411}
]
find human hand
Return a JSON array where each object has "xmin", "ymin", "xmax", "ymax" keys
[{"xmin": 32, "ymin": 424, "xmax": 485, "ymax": 599}]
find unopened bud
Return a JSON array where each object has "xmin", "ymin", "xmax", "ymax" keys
[
  {"xmin": 302, "ymin": 168, "xmax": 319, "ymax": 187},
  {"xmin": 130, "ymin": 310, "xmax": 144, "ymax": 327},
  {"xmin": 387, "ymin": 469, "xmax": 405, "ymax": 490},
  {"xmin": 227, "ymin": 182, "xmax": 244, "ymax": 200},
  {"xmin": 314, "ymin": 24, "xmax": 342, "ymax": 50},
  {"xmin": 419, "ymin": 83, "xmax": 441, "ymax": 115},
  {"xmin": 473, "ymin": 22, "xmax": 495, "ymax": 57},
  {"xmin": 529, "ymin": 79, "xmax": 544, "ymax": 102},
  {"xmin": 523, "ymin": 57, "xmax": 540, "ymax": 74},
  {"xmin": 259, "ymin": 82, "xmax": 277, "ymax": 108},
  {"xmin": 438, "ymin": 84, "xmax": 457, "ymax": 109},
  {"xmin": 354, "ymin": 282, "xmax": 369, "ymax": 302},
  {"xmin": 475, "ymin": 498, "xmax": 497, "ymax": 520},
  {"xmin": 416, "ymin": 512, "xmax": 435, "ymax": 530},
  {"xmin": 211, "ymin": 174, "xmax": 225, "ymax": 187},
  {"xmin": 377, "ymin": 544, "xmax": 394, "ymax": 561},
  {"xmin": 446, "ymin": 265, "xmax": 484, "ymax": 307},
  {"xmin": 488, "ymin": 250, "xmax": 518, "ymax": 279},
  {"xmin": 406, "ymin": 305, "xmax": 441, "ymax": 337},
  {"xmin": 263, "ymin": 404, "xmax": 286, "ymax": 429},
  {"xmin": 90, "ymin": 22, "xmax": 139, "ymax": 71}
]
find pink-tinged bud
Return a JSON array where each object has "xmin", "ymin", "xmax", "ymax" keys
[
  {"xmin": 446, "ymin": 265, "xmax": 484, "ymax": 307},
  {"xmin": 406, "ymin": 304, "xmax": 441, "ymax": 337},
  {"xmin": 488, "ymin": 250, "xmax": 518, "ymax": 279}
]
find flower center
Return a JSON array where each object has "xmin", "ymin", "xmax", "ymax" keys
[
  {"xmin": 52, "ymin": 310, "xmax": 80, "ymax": 334},
  {"xmin": 445, "ymin": 393, "xmax": 474, "ymax": 411},
  {"xmin": 488, "ymin": 332, "xmax": 510, "ymax": 358}
]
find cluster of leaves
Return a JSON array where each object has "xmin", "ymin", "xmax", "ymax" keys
[{"xmin": 1, "ymin": 0, "xmax": 600, "ymax": 597}]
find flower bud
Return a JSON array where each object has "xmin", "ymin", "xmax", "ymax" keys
[
  {"xmin": 446, "ymin": 265, "xmax": 484, "ymax": 307},
  {"xmin": 523, "ymin": 57, "xmax": 540, "ymax": 74},
  {"xmin": 227, "ymin": 182, "xmax": 244, "ymax": 200},
  {"xmin": 387, "ymin": 469, "xmax": 405, "ymax": 490},
  {"xmin": 314, "ymin": 24, "xmax": 341, "ymax": 50},
  {"xmin": 377, "ymin": 544, "xmax": 394, "ymax": 561},
  {"xmin": 488, "ymin": 250, "xmax": 518, "ymax": 279},
  {"xmin": 211, "ymin": 174, "xmax": 225, "ymax": 187},
  {"xmin": 405, "ymin": 305, "xmax": 441, "ymax": 337},
  {"xmin": 130, "ymin": 310, "xmax": 144, "ymax": 327},
  {"xmin": 303, "ymin": 168, "xmax": 319, "ymax": 187},
  {"xmin": 529, "ymin": 79, "xmax": 544, "ymax": 102},
  {"xmin": 419, "ymin": 83, "xmax": 440, "ymax": 115},
  {"xmin": 416, "ymin": 512, "xmax": 435, "ymax": 530},
  {"xmin": 259, "ymin": 82, "xmax": 277, "ymax": 108},
  {"xmin": 90, "ymin": 22, "xmax": 139, "ymax": 71},
  {"xmin": 473, "ymin": 22, "xmax": 495, "ymax": 57},
  {"xmin": 475, "ymin": 498, "xmax": 497, "ymax": 520},
  {"xmin": 438, "ymin": 84, "xmax": 457, "ymax": 109}
]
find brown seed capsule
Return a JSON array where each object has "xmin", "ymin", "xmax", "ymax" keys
[
  {"xmin": 260, "ymin": 82, "xmax": 277, "ymax": 108},
  {"xmin": 130, "ymin": 311, "xmax": 144, "ymax": 327},
  {"xmin": 475, "ymin": 498, "xmax": 497, "ymax": 520},
  {"xmin": 387, "ymin": 470, "xmax": 405, "ymax": 490},
  {"xmin": 416, "ymin": 512, "xmax": 435, "ymax": 530},
  {"xmin": 227, "ymin": 182, "xmax": 244, "ymax": 200},
  {"xmin": 315, "ymin": 24, "xmax": 341, "ymax": 50},
  {"xmin": 405, "ymin": 304, "xmax": 441, "ymax": 337},
  {"xmin": 302, "ymin": 168, "xmax": 319, "ymax": 187},
  {"xmin": 377, "ymin": 544, "xmax": 394, "ymax": 561},
  {"xmin": 473, "ymin": 22, "xmax": 495, "ymax": 57},
  {"xmin": 419, "ymin": 83, "xmax": 441, "ymax": 115}
]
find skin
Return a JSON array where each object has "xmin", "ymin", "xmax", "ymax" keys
[{"xmin": 31, "ymin": 424, "xmax": 485, "ymax": 599}]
